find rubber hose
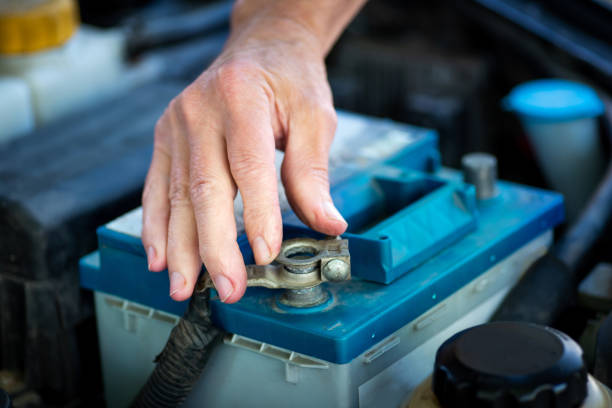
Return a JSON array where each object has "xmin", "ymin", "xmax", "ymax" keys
[
  {"xmin": 492, "ymin": 253, "xmax": 575, "ymax": 324},
  {"xmin": 493, "ymin": 98, "xmax": 612, "ymax": 325},
  {"xmin": 132, "ymin": 290, "xmax": 222, "ymax": 408},
  {"xmin": 555, "ymin": 99, "xmax": 612, "ymax": 272}
]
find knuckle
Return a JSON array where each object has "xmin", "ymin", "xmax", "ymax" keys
[
  {"xmin": 154, "ymin": 115, "xmax": 172, "ymax": 144},
  {"xmin": 228, "ymin": 149, "xmax": 272, "ymax": 180},
  {"xmin": 282, "ymin": 159, "xmax": 328, "ymax": 186},
  {"xmin": 216, "ymin": 59, "xmax": 257, "ymax": 84},
  {"xmin": 214, "ymin": 60, "xmax": 259, "ymax": 100},
  {"xmin": 189, "ymin": 176, "xmax": 220, "ymax": 204},
  {"xmin": 298, "ymin": 94, "xmax": 337, "ymax": 137},
  {"xmin": 242, "ymin": 208, "xmax": 281, "ymax": 239},
  {"xmin": 167, "ymin": 96, "xmax": 179, "ymax": 111},
  {"xmin": 168, "ymin": 175, "xmax": 191, "ymax": 209},
  {"xmin": 169, "ymin": 90, "xmax": 202, "ymax": 127},
  {"xmin": 152, "ymin": 136, "xmax": 171, "ymax": 161},
  {"xmin": 318, "ymin": 104, "xmax": 338, "ymax": 130},
  {"xmin": 154, "ymin": 118, "xmax": 165, "ymax": 137},
  {"xmin": 171, "ymin": 95, "xmax": 192, "ymax": 123},
  {"xmin": 304, "ymin": 98, "xmax": 336, "ymax": 131},
  {"xmin": 243, "ymin": 203, "xmax": 272, "ymax": 222},
  {"xmin": 165, "ymin": 97, "xmax": 181, "ymax": 119},
  {"xmin": 307, "ymin": 163, "xmax": 329, "ymax": 185}
]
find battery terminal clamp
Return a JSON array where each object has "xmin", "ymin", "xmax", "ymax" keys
[{"xmin": 196, "ymin": 237, "xmax": 350, "ymax": 308}]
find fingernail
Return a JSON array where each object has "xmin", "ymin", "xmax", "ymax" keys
[
  {"xmin": 147, "ymin": 246, "xmax": 156, "ymax": 269},
  {"xmin": 323, "ymin": 200, "xmax": 347, "ymax": 226},
  {"xmin": 169, "ymin": 272, "xmax": 185, "ymax": 297},
  {"xmin": 252, "ymin": 236, "xmax": 271, "ymax": 264},
  {"xmin": 212, "ymin": 274, "xmax": 234, "ymax": 302}
]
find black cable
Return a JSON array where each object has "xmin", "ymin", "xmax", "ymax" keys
[
  {"xmin": 555, "ymin": 98, "xmax": 612, "ymax": 272},
  {"xmin": 132, "ymin": 290, "xmax": 222, "ymax": 408}
]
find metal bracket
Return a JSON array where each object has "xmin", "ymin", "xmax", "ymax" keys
[{"xmin": 196, "ymin": 237, "xmax": 350, "ymax": 293}]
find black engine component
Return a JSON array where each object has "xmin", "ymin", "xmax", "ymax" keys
[
  {"xmin": 595, "ymin": 311, "xmax": 612, "ymax": 389},
  {"xmin": 0, "ymin": 388, "xmax": 11, "ymax": 408},
  {"xmin": 0, "ymin": 81, "xmax": 185, "ymax": 404}
]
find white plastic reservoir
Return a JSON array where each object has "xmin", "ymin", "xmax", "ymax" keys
[
  {"xmin": 0, "ymin": 26, "xmax": 127, "ymax": 127},
  {"xmin": 0, "ymin": 78, "xmax": 35, "ymax": 142},
  {"xmin": 504, "ymin": 79, "xmax": 606, "ymax": 221},
  {"xmin": 0, "ymin": 0, "xmax": 156, "ymax": 142}
]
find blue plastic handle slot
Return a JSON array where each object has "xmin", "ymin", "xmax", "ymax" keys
[{"xmin": 284, "ymin": 168, "xmax": 478, "ymax": 284}]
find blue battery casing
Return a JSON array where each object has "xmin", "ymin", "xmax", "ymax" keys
[{"xmin": 80, "ymin": 117, "xmax": 563, "ymax": 364}]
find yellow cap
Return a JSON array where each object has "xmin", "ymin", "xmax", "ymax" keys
[{"xmin": 0, "ymin": 0, "xmax": 79, "ymax": 55}]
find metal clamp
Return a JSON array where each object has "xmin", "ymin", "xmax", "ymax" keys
[{"xmin": 196, "ymin": 237, "xmax": 350, "ymax": 293}]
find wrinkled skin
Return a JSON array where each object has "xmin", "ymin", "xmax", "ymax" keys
[{"xmin": 141, "ymin": 16, "xmax": 348, "ymax": 303}]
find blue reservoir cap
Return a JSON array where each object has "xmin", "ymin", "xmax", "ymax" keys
[{"xmin": 504, "ymin": 79, "xmax": 604, "ymax": 122}]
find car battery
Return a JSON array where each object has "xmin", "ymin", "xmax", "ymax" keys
[{"xmin": 80, "ymin": 112, "xmax": 563, "ymax": 408}]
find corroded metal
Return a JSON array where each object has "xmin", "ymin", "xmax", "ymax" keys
[
  {"xmin": 196, "ymin": 237, "xmax": 350, "ymax": 295},
  {"xmin": 279, "ymin": 286, "xmax": 330, "ymax": 308}
]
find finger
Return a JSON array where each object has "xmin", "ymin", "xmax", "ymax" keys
[
  {"xmin": 225, "ymin": 93, "xmax": 283, "ymax": 265},
  {"xmin": 166, "ymin": 116, "xmax": 202, "ymax": 301},
  {"xmin": 281, "ymin": 102, "xmax": 347, "ymax": 235},
  {"xmin": 142, "ymin": 119, "xmax": 171, "ymax": 272},
  {"xmin": 189, "ymin": 115, "xmax": 247, "ymax": 303}
]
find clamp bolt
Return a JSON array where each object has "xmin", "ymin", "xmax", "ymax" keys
[{"xmin": 322, "ymin": 259, "xmax": 350, "ymax": 282}]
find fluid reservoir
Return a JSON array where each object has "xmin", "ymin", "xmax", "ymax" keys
[
  {"xmin": 504, "ymin": 80, "xmax": 605, "ymax": 222},
  {"xmin": 405, "ymin": 322, "xmax": 612, "ymax": 408},
  {"xmin": 0, "ymin": 77, "xmax": 34, "ymax": 143},
  {"xmin": 0, "ymin": 0, "xmax": 127, "ymax": 140}
]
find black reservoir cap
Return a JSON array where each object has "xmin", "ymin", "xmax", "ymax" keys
[{"xmin": 433, "ymin": 322, "xmax": 587, "ymax": 408}]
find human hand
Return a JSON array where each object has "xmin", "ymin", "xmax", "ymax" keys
[{"xmin": 141, "ymin": 12, "xmax": 349, "ymax": 303}]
